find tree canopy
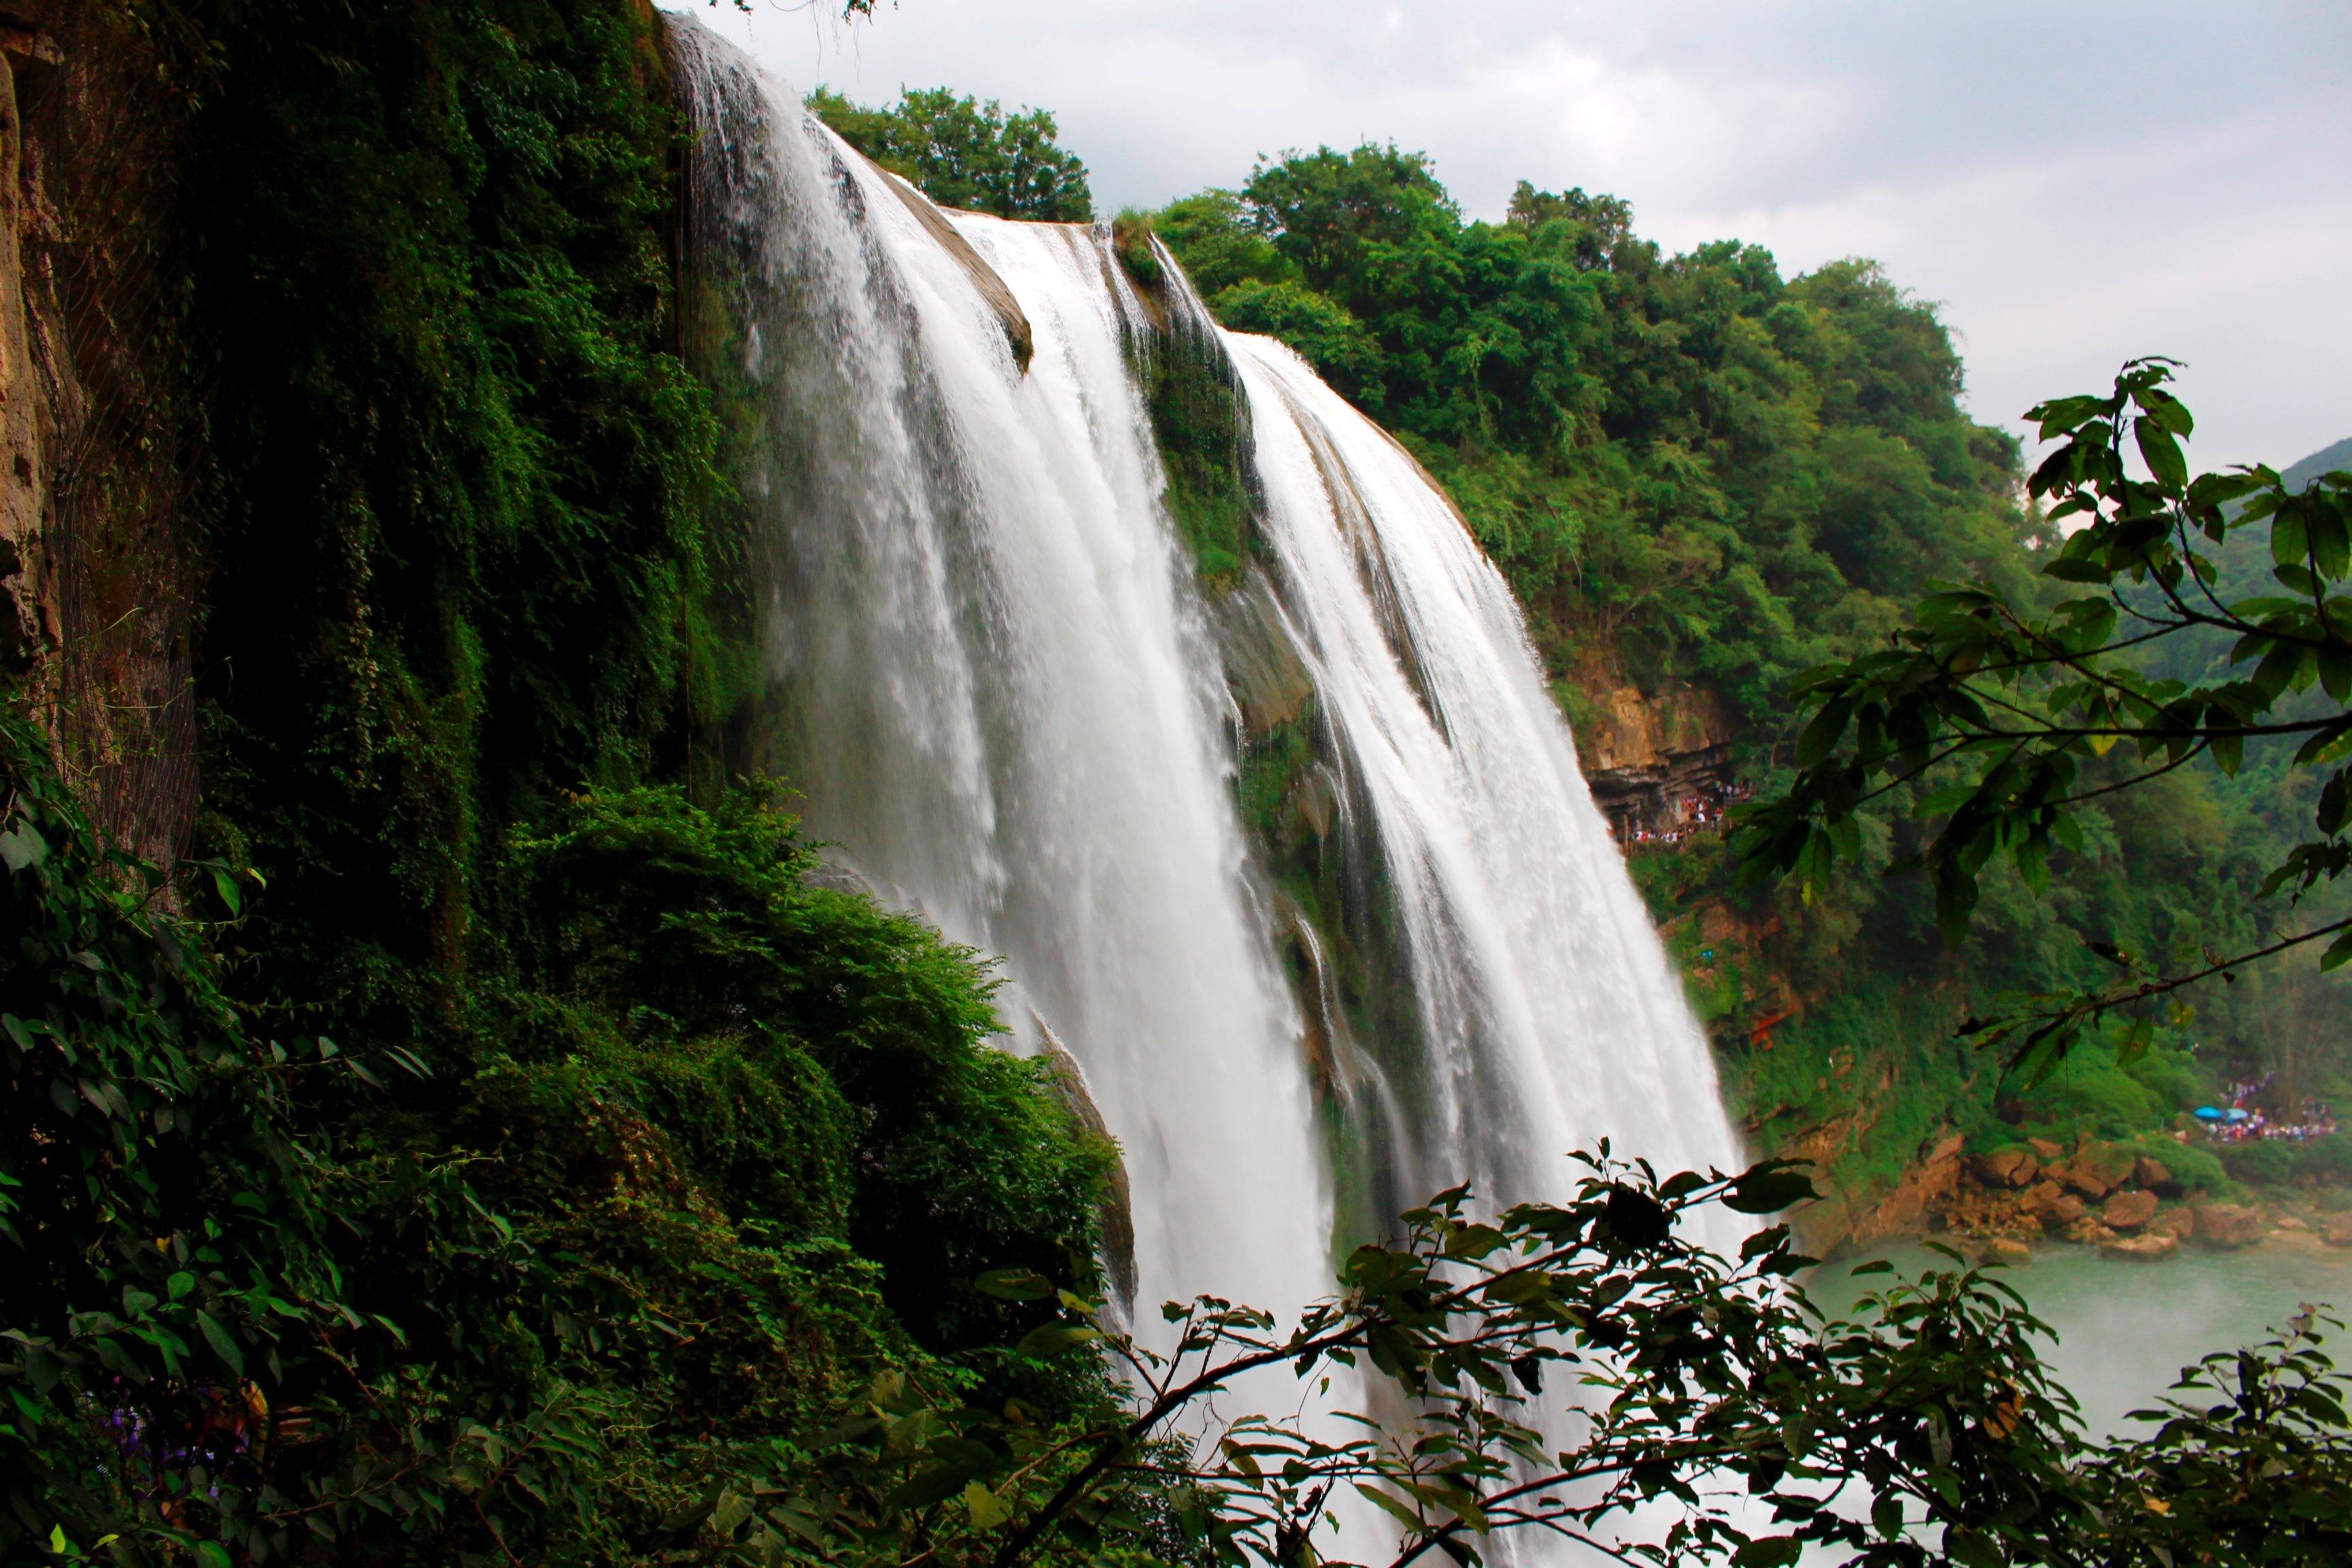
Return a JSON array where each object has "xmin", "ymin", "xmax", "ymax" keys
[{"xmin": 807, "ymin": 86, "xmax": 1094, "ymax": 222}]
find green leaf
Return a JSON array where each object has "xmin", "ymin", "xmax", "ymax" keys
[
  {"xmin": 1015, "ymin": 1322, "xmax": 1100, "ymax": 1356},
  {"xmin": 196, "ymin": 1311, "xmax": 244, "ymax": 1377},
  {"xmin": 0, "ymin": 823, "xmax": 47, "ymax": 872},
  {"xmin": 2274, "ymin": 510, "xmax": 2310, "ymax": 569},
  {"xmin": 974, "ymin": 1268, "xmax": 1054, "ymax": 1301},
  {"xmin": 1793, "ymin": 696, "xmax": 1856, "ymax": 768},
  {"xmin": 2134, "ymin": 419, "xmax": 2187, "ymax": 491},
  {"xmin": 2040, "ymin": 555, "xmax": 2112, "ymax": 585},
  {"xmin": 963, "ymin": 1480, "xmax": 1011, "ymax": 1531},
  {"xmin": 1734, "ymin": 1537, "xmax": 1803, "ymax": 1568},
  {"xmin": 1355, "ymin": 1483, "xmax": 1425, "ymax": 1530},
  {"xmin": 1723, "ymin": 1164, "xmax": 1816, "ymax": 1215},
  {"xmin": 195, "ymin": 1544, "xmax": 233, "ymax": 1568},
  {"xmin": 887, "ymin": 1466, "xmax": 979, "ymax": 1514}
]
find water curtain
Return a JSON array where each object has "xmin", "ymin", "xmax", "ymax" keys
[{"xmin": 668, "ymin": 18, "xmax": 1742, "ymax": 1343}]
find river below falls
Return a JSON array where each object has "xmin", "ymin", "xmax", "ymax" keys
[{"xmin": 1813, "ymin": 1237, "xmax": 2352, "ymax": 1437}]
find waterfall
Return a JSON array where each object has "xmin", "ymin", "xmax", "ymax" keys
[
  {"xmin": 667, "ymin": 14, "xmax": 1744, "ymax": 1341},
  {"xmin": 1222, "ymin": 331, "xmax": 1746, "ymax": 1222}
]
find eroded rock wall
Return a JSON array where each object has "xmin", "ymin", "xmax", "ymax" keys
[{"xmin": 0, "ymin": 2, "xmax": 198, "ymax": 872}]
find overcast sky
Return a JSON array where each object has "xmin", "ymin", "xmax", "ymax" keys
[{"xmin": 678, "ymin": 0, "xmax": 2352, "ymax": 470}]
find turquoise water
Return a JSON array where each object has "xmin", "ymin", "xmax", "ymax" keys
[{"xmin": 1812, "ymin": 1238, "xmax": 2352, "ymax": 1437}]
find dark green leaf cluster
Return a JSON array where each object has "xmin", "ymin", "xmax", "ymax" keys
[
  {"xmin": 806, "ymin": 87, "xmax": 1093, "ymax": 222},
  {"xmin": 0, "ymin": 710, "xmax": 1118, "ymax": 1566},
  {"xmin": 721, "ymin": 1152, "xmax": 2352, "ymax": 1568},
  {"xmin": 1737, "ymin": 359, "xmax": 2352, "ymax": 1079}
]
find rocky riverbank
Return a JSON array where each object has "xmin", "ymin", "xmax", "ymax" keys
[{"xmin": 1926, "ymin": 1134, "xmax": 2352, "ymax": 1264}]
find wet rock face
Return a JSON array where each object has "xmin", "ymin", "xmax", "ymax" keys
[
  {"xmin": 1211, "ymin": 571, "xmax": 1314, "ymax": 737},
  {"xmin": 1578, "ymin": 683, "xmax": 1732, "ymax": 843},
  {"xmin": 2192, "ymin": 1203, "xmax": 2264, "ymax": 1249}
]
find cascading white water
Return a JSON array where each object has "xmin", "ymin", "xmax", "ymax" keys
[
  {"xmin": 1222, "ymin": 333, "xmax": 1746, "ymax": 1222},
  {"xmin": 668, "ymin": 12, "xmax": 1744, "ymax": 1341},
  {"xmin": 668, "ymin": 20, "xmax": 1331, "ymax": 1327}
]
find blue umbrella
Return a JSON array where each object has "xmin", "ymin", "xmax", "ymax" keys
[{"xmin": 2193, "ymin": 1106, "xmax": 2223, "ymax": 1120}]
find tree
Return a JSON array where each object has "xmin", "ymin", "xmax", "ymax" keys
[
  {"xmin": 1735, "ymin": 359, "xmax": 2352, "ymax": 1081},
  {"xmin": 719, "ymin": 1154, "xmax": 2352, "ymax": 1567},
  {"xmin": 806, "ymin": 86, "xmax": 1094, "ymax": 222}
]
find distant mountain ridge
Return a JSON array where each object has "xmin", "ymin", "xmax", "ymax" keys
[{"xmin": 2283, "ymin": 435, "xmax": 2352, "ymax": 491}]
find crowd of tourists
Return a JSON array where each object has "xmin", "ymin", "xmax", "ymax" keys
[
  {"xmin": 2197, "ymin": 1071, "xmax": 2340, "ymax": 1142},
  {"xmin": 1627, "ymin": 779, "xmax": 1754, "ymax": 849}
]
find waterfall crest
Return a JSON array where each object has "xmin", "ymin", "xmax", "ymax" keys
[{"xmin": 669, "ymin": 16, "xmax": 1742, "ymax": 1326}]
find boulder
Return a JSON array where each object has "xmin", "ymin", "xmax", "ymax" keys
[
  {"xmin": 2192, "ymin": 1204, "xmax": 2264, "ymax": 1249},
  {"xmin": 1973, "ymin": 1148, "xmax": 2038, "ymax": 1188},
  {"xmin": 2102, "ymin": 1232, "xmax": 2179, "ymax": 1261},
  {"xmin": 2059, "ymin": 1142, "xmax": 2136, "ymax": 1199},
  {"xmin": 2025, "ymin": 1181, "xmax": 2085, "ymax": 1226},
  {"xmin": 2151, "ymin": 1208, "xmax": 2195, "ymax": 1241},
  {"xmin": 2102, "ymin": 1190, "xmax": 2159, "ymax": 1230},
  {"xmin": 2321, "ymin": 1215, "xmax": 2352, "ymax": 1249},
  {"xmin": 2027, "ymin": 1137, "xmax": 2064, "ymax": 1161},
  {"xmin": 2062, "ymin": 1218, "xmax": 2115, "ymax": 1246},
  {"xmin": 2133, "ymin": 1156, "xmax": 2176, "ymax": 1192},
  {"xmin": 1983, "ymin": 1237, "xmax": 2034, "ymax": 1266}
]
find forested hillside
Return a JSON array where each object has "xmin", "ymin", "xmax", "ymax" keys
[
  {"xmin": 4, "ymin": 5, "xmax": 1114, "ymax": 1560},
  {"xmin": 1131, "ymin": 144, "xmax": 2352, "ymax": 1229}
]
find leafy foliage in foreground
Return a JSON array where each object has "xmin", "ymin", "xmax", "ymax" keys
[
  {"xmin": 1738, "ymin": 362, "xmax": 2352, "ymax": 1079},
  {"xmin": 723, "ymin": 1158, "xmax": 2352, "ymax": 1568}
]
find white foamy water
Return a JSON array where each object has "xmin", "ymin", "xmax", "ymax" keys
[
  {"xmin": 1224, "ymin": 333, "xmax": 1745, "ymax": 1228},
  {"xmin": 668, "ymin": 21, "xmax": 1330, "ymax": 1327},
  {"xmin": 669, "ymin": 2, "xmax": 1742, "ymax": 1384}
]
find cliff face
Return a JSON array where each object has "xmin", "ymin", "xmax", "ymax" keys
[
  {"xmin": 1574, "ymin": 681, "xmax": 1731, "ymax": 845},
  {"xmin": 0, "ymin": 2, "xmax": 199, "ymax": 874}
]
